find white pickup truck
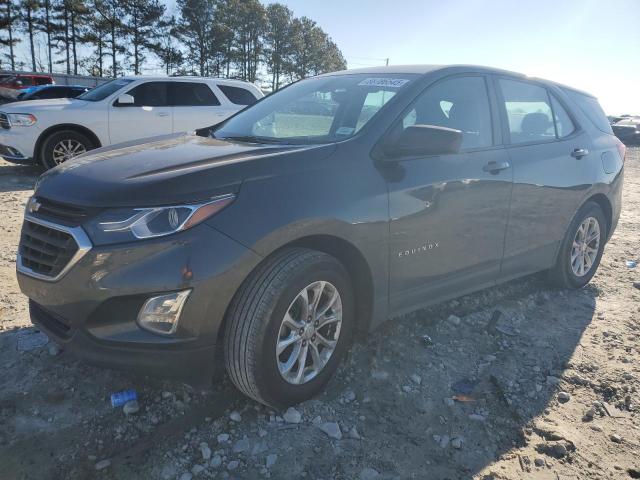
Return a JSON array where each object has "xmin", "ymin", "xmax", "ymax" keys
[{"xmin": 0, "ymin": 76, "xmax": 263, "ymax": 169}]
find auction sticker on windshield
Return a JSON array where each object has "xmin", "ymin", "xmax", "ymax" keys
[{"xmin": 358, "ymin": 78, "xmax": 411, "ymax": 88}]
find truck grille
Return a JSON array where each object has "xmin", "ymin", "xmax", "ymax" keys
[
  {"xmin": 0, "ymin": 113, "xmax": 10, "ymax": 130},
  {"xmin": 19, "ymin": 220, "xmax": 80, "ymax": 277}
]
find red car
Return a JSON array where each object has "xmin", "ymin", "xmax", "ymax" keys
[{"xmin": 0, "ymin": 74, "xmax": 54, "ymax": 90}]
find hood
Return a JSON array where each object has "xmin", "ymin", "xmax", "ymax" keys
[
  {"xmin": 36, "ymin": 133, "xmax": 336, "ymax": 207},
  {"xmin": 1, "ymin": 97, "xmax": 87, "ymax": 111}
]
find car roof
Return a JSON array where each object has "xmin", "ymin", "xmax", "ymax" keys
[
  {"xmin": 119, "ymin": 75, "xmax": 257, "ymax": 87},
  {"xmin": 320, "ymin": 64, "xmax": 596, "ymax": 98}
]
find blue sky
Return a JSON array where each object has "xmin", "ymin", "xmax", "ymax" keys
[
  {"xmin": 255, "ymin": 0, "xmax": 639, "ymax": 115},
  {"xmin": 15, "ymin": 0, "xmax": 640, "ymax": 114}
]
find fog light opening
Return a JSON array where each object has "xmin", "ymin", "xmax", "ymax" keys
[{"xmin": 137, "ymin": 290, "xmax": 191, "ymax": 336}]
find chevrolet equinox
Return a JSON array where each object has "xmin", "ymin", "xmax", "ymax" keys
[{"xmin": 17, "ymin": 66, "xmax": 625, "ymax": 407}]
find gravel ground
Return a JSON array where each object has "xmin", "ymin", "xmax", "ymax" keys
[{"xmin": 0, "ymin": 148, "xmax": 638, "ymax": 480}]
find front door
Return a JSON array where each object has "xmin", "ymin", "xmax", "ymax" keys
[
  {"xmin": 109, "ymin": 81, "xmax": 172, "ymax": 145},
  {"xmin": 386, "ymin": 75, "xmax": 513, "ymax": 315}
]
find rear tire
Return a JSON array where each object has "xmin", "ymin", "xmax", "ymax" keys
[
  {"xmin": 548, "ymin": 201, "xmax": 607, "ymax": 289},
  {"xmin": 223, "ymin": 248, "xmax": 354, "ymax": 408},
  {"xmin": 40, "ymin": 130, "xmax": 94, "ymax": 170}
]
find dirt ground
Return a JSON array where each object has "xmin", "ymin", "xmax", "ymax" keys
[{"xmin": 0, "ymin": 148, "xmax": 638, "ymax": 480}]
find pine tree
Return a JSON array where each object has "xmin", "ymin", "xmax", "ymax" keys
[
  {"xmin": 94, "ymin": 0, "xmax": 125, "ymax": 76},
  {"xmin": 176, "ymin": 0, "xmax": 216, "ymax": 76},
  {"xmin": 0, "ymin": 0, "xmax": 20, "ymax": 70},
  {"xmin": 37, "ymin": 0, "xmax": 54, "ymax": 72},
  {"xmin": 153, "ymin": 14, "xmax": 183, "ymax": 75},
  {"xmin": 264, "ymin": 3, "xmax": 291, "ymax": 90},
  {"xmin": 122, "ymin": 0, "xmax": 164, "ymax": 74},
  {"xmin": 20, "ymin": 0, "xmax": 40, "ymax": 72}
]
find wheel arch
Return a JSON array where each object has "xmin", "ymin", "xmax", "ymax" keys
[
  {"xmin": 35, "ymin": 124, "xmax": 102, "ymax": 164},
  {"xmin": 584, "ymin": 193, "xmax": 613, "ymax": 240},
  {"xmin": 217, "ymin": 234, "xmax": 375, "ymax": 343}
]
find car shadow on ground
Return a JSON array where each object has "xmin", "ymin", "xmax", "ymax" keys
[
  {"xmin": 0, "ymin": 162, "xmax": 40, "ymax": 192},
  {"xmin": 0, "ymin": 272, "xmax": 600, "ymax": 479}
]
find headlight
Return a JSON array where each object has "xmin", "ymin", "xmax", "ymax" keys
[
  {"xmin": 7, "ymin": 113, "xmax": 37, "ymax": 127},
  {"xmin": 84, "ymin": 194, "xmax": 235, "ymax": 245}
]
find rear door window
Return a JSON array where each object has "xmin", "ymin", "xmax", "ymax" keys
[
  {"xmin": 217, "ymin": 85, "xmax": 258, "ymax": 106},
  {"xmin": 170, "ymin": 82, "xmax": 220, "ymax": 106},
  {"xmin": 401, "ymin": 76, "xmax": 493, "ymax": 149},
  {"xmin": 499, "ymin": 79, "xmax": 556, "ymax": 144}
]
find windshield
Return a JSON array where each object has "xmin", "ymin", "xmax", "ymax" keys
[
  {"xmin": 214, "ymin": 73, "xmax": 418, "ymax": 144},
  {"xmin": 76, "ymin": 78, "xmax": 134, "ymax": 102}
]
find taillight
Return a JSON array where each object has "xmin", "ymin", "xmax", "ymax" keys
[{"xmin": 615, "ymin": 138, "xmax": 626, "ymax": 163}]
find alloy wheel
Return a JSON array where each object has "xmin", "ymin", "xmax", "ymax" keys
[
  {"xmin": 276, "ymin": 280, "xmax": 343, "ymax": 385},
  {"xmin": 570, "ymin": 216, "xmax": 601, "ymax": 277},
  {"xmin": 52, "ymin": 139, "xmax": 86, "ymax": 165}
]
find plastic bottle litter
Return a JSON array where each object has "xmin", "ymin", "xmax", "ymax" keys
[
  {"xmin": 626, "ymin": 260, "xmax": 637, "ymax": 268},
  {"xmin": 110, "ymin": 389, "xmax": 137, "ymax": 407}
]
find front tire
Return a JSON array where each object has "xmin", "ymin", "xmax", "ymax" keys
[
  {"xmin": 40, "ymin": 130, "xmax": 94, "ymax": 170},
  {"xmin": 224, "ymin": 248, "xmax": 354, "ymax": 408},
  {"xmin": 548, "ymin": 201, "xmax": 607, "ymax": 289}
]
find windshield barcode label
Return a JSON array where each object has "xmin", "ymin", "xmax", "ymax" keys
[{"xmin": 358, "ymin": 78, "xmax": 410, "ymax": 88}]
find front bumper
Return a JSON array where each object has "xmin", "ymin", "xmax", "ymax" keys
[
  {"xmin": 17, "ymin": 221, "xmax": 262, "ymax": 380},
  {"xmin": 0, "ymin": 126, "xmax": 38, "ymax": 163}
]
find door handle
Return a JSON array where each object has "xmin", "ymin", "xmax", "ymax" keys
[
  {"xmin": 157, "ymin": 112, "xmax": 170, "ymax": 117},
  {"xmin": 571, "ymin": 148, "xmax": 589, "ymax": 159},
  {"xmin": 482, "ymin": 161, "xmax": 510, "ymax": 174}
]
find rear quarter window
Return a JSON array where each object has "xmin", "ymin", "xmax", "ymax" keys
[
  {"xmin": 217, "ymin": 85, "xmax": 258, "ymax": 106},
  {"xmin": 563, "ymin": 88, "xmax": 612, "ymax": 134}
]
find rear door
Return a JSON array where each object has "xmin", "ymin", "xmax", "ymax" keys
[
  {"xmin": 386, "ymin": 75, "xmax": 513, "ymax": 314},
  {"xmin": 169, "ymin": 82, "xmax": 226, "ymax": 132},
  {"xmin": 495, "ymin": 76, "xmax": 593, "ymax": 279},
  {"xmin": 108, "ymin": 81, "xmax": 172, "ymax": 144}
]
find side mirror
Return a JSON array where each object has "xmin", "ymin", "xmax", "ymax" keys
[
  {"xmin": 116, "ymin": 93, "xmax": 135, "ymax": 106},
  {"xmin": 386, "ymin": 124, "xmax": 463, "ymax": 158}
]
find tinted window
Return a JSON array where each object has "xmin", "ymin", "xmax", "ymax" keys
[
  {"xmin": 78, "ymin": 78, "xmax": 134, "ymax": 101},
  {"xmin": 170, "ymin": 82, "xmax": 220, "ymax": 106},
  {"xmin": 218, "ymin": 84, "xmax": 258, "ymax": 106},
  {"xmin": 125, "ymin": 82, "xmax": 169, "ymax": 107},
  {"xmin": 550, "ymin": 94, "xmax": 575, "ymax": 138},
  {"xmin": 32, "ymin": 88, "xmax": 65, "ymax": 99},
  {"xmin": 563, "ymin": 88, "xmax": 612, "ymax": 134},
  {"xmin": 402, "ymin": 76, "xmax": 493, "ymax": 149},
  {"xmin": 499, "ymin": 79, "xmax": 556, "ymax": 144},
  {"xmin": 69, "ymin": 87, "xmax": 88, "ymax": 97}
]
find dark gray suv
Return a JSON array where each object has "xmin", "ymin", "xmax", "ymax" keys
[{"xmin": 17, "ymin": 65, "xmax": 625, "ymax": 407}]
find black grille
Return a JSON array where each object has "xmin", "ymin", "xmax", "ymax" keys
[
  {"xmin": 0, "ymin": 113, "xmax": 10, "ymax": 130},
  {"xmin": 33, "ymin": 197, "xmax": 94, "ymax": 226},
  {"xmin": 19, "ymin": 220, "xmax": 79, "ymax": 277}
]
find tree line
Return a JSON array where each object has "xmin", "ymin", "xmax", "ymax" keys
[{"xmin": 0, "ymin": 0, "xmax": 347, "ymax": 89}]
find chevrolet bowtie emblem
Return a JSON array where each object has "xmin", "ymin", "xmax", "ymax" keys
[{"xmin": 27, "ymin": 197, "xmax": 41, "ymax": 213}]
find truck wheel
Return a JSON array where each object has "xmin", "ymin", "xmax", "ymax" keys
[
  {"xmin": 548, "ymin": 201, "xmax": 607, "ymax": 289},
  {"xmin": 224, "ymin": 248, "xmax": 354, "ymax": 408},
  {"xmin": 40, "ymin": 130, "xmax": 94, "ymax": 170}
]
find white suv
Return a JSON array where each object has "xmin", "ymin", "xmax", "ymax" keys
[{"xmin": 0, "ymin": 76, "xmax": 263, "ymax": 169}]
